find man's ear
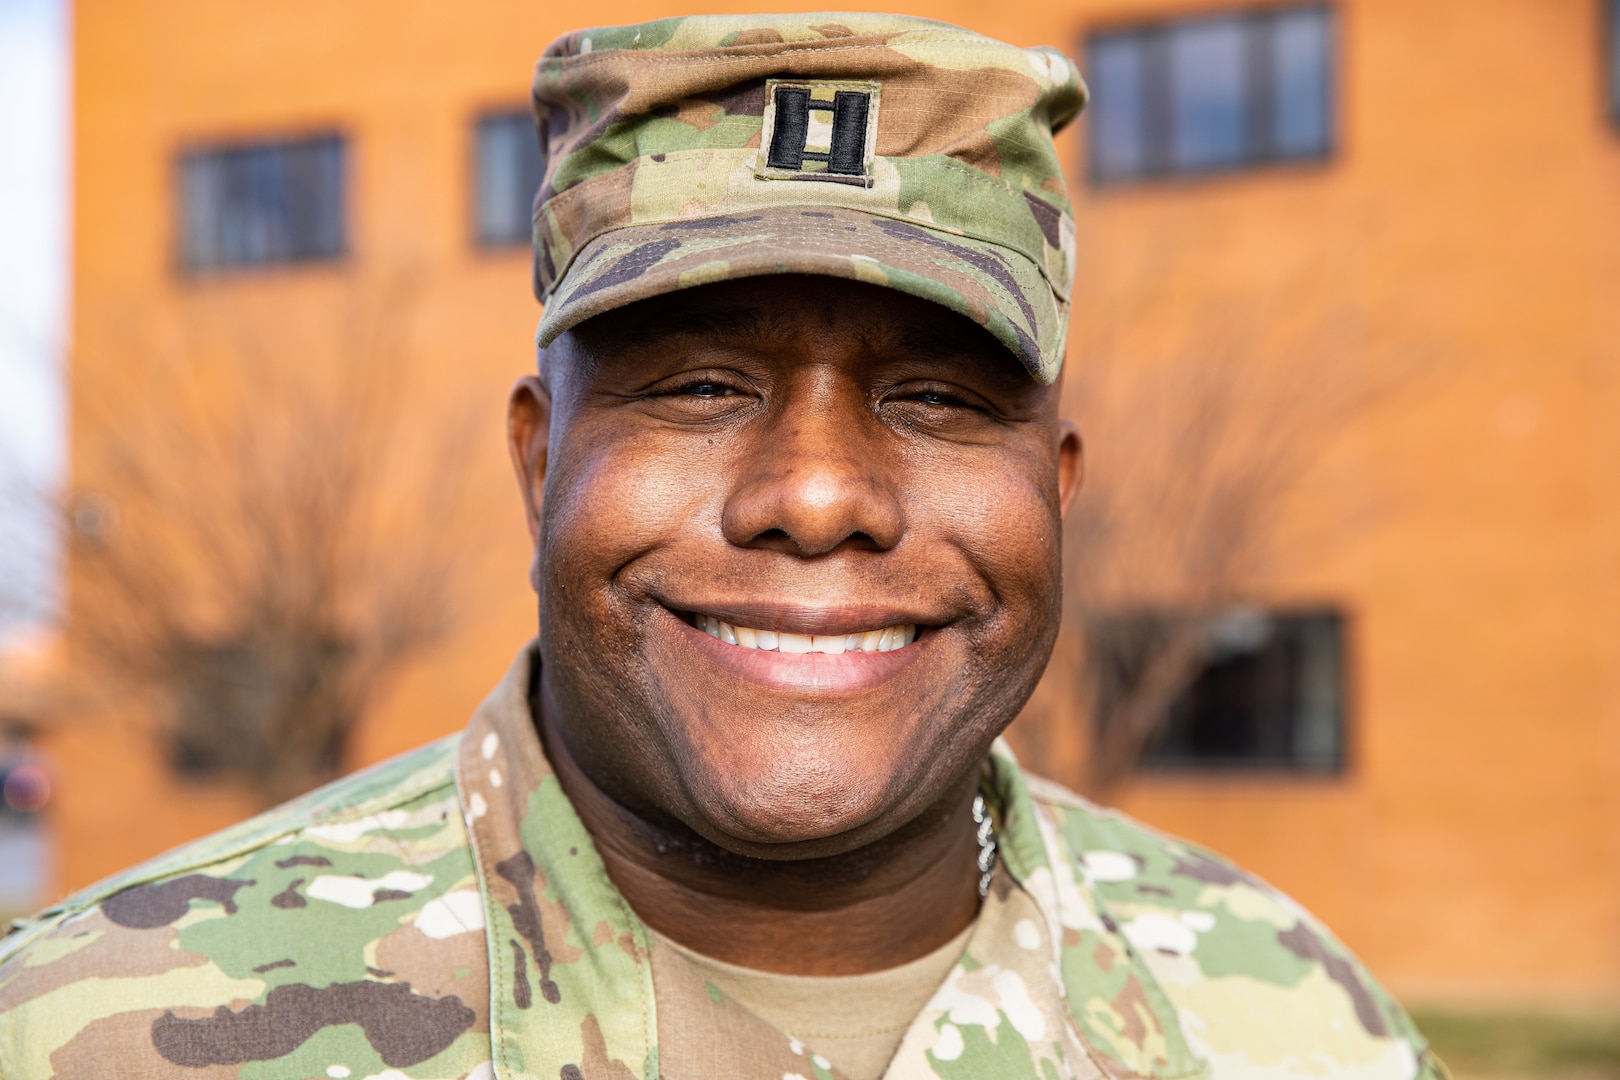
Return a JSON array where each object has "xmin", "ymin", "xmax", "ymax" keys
[
  {"xmin": 508, "ymin": 374, "xmax": 552, "ymax": 563},
  {"xmin": 1056, "ymin": 418, "xmax": 1084, "ymax": 517}
]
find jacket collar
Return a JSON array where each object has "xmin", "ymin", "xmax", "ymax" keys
[{"xmin": 457, "ymin": 644, "xmax": 657, "ymax": 1079}]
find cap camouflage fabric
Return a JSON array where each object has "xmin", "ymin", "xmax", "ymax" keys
[{"xmin": 530, "ymin": 13, "xmax": 1086, "ymax": 383}]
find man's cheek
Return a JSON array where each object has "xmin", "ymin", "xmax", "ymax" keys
[
  {"xmin": 943, "ymin": 460, "xmax": 1056, "ymax": 560},
  {"xmin": 551, "ymin": 442, "xmax": 714, "ymax": 560}
]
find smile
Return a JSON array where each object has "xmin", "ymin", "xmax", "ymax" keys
[{"xmin": 689, "ymin": 614, "xmax": 918, "ymax": 654}]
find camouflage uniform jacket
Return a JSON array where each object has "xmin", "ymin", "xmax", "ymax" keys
[{"xmin": 0, "ymin": 645, "xmax": 1446, "ymax": 1079}]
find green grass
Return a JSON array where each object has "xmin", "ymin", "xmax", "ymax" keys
[{"xmin": 1411, "ymin": 1008, "xmax": 1620, "ymax": 1078}]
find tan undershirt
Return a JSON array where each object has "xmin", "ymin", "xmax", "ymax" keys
[{"xmin": 650, "ymin": 921, "xmax": 975, "ymax": 1080}]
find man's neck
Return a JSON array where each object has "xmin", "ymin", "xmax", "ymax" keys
[{"xmin": 534, "ymin": 677, "xmax": 984, "ymax": 976}]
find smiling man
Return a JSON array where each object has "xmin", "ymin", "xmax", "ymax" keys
[{"xmin": 0, "ymin": 14, "xmax": 1444, "ymax": 1080}]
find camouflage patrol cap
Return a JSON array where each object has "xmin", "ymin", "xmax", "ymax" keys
[{"xmin": 530, "ymin": 13, "xmax": 1087, "ymax": 382}]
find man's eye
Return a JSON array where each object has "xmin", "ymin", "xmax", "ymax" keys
[
  {"xmin": 674, "ymin": 382, "xmax": 734, "ymax": 398},
  {"xmin": 909, "ymin": 389, "xmax": 971, "ymax": 408}
]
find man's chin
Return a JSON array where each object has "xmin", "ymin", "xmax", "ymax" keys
[{"xmin": 671, "ymin": 744, "xmax": 931, "ymax": 857}]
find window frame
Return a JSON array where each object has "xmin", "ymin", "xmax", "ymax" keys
[
  {"xmin": 1082, "ymin": 2, "xmax": 1338, "ymax": 187},
  {"xmin": 1092, "ymin": 605, "xmax": 1354, "ymax": 777},
  {"xmin": 470, "ymin": 107, "xmax": 545, "ymax": 251},
  {"xmin": 173, "ymin": 130, "xmax": 350, "ymax": 275}
]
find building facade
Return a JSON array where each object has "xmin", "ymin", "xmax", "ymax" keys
[{"xmin": 36, "ymin": 0, "xmax": 1620, "ymax": 1004}]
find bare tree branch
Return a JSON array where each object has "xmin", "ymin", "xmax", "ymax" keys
[
  {"xmin": 1022, "ymin": 271, "xmax": 1417, "ymax": 798},
  {"xmin": 64, "ymin": 281, "xmax": 496, "ymax": 804}
]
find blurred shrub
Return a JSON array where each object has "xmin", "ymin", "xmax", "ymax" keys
[{"xmin": 1413, "ymin": 1008, "xmax": 1620, "ymax": 1079}]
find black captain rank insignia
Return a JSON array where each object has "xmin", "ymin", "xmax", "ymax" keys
[{"xmin": 757, "ymin": 79, "xmax": 881, "ymax": 187}]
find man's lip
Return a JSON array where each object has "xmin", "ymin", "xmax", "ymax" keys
[{"xmin": 657, "ymin": 600, "xmax": 945, "ymax": 637}]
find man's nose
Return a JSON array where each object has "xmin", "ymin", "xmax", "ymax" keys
[{"xmin": 721, "ymin": 397, "xmax": 904, "ymax": 557}]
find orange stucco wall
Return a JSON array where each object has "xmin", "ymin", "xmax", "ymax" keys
[{"xmin": 56, "ymin": 0, "xmax": 1620, "ymax": 1003}]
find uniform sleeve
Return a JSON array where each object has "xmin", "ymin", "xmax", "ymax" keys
[{"xmin": 0, "ymin": 741, "xmax": 494, "ymax": 1080}]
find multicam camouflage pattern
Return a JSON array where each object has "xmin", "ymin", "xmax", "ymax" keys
[
  {"xmin": 0, "ymin": 645, "xmax": 1446, "ymax": 1079},
  {"xmin": 530, "ymin": 14, "xmax": 1086, "ymax": 382},
  {"xmin": 0, "ymin": 739, "xmax": 490, "ymax": 1079}
]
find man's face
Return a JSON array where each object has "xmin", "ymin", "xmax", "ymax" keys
[{"xmin": 510, "ymin": 276, "xmax": 1082, "ymax": 859}]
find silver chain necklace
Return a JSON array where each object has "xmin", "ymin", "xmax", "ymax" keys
[{"xmin": 972, "ymin": 793, "xmax": 997, "ymax": 898}]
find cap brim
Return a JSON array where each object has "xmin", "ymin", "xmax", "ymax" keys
[{"xmin": 536, "ymin": 206, "xmax": 1064, "ymax": 383}]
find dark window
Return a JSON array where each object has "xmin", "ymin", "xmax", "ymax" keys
[
  {"xmin": 1094, "ymin": 607, "xmax": 1346, "ymax": 772},
  {"xmin": 474, "ymin": 111, "xmax": 545, "ymax": 247},
  {"xmin": 1085, "ymin": 5, "xmax": 1334, "ymax": 183},
  {"xmin": 178, "ymin": 134, "xmax": 346, "ymax": 270}
]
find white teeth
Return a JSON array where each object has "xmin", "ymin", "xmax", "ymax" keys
[
  {"xmin": 778, "ymin": 632, "xmax": 813, "ymax": 654},
  {"xmin": 695, "ymin": 616, "xmax": 917, "ymax": 654}
]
